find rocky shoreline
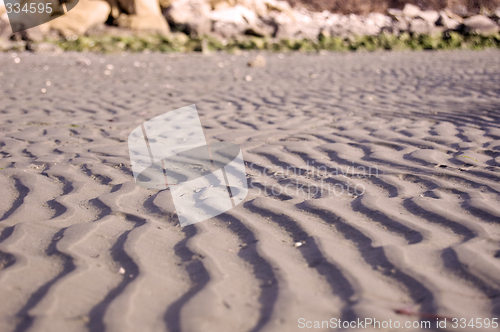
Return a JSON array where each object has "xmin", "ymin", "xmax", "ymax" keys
[{"xmin": 1, "ymin": 0, "xmax": 499, "ymax": 52}]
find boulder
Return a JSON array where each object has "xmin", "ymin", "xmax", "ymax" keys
[
  {"xmin": 107, "ymin": 0, "xmax": 121, "ymax": 18},
  {"xmin": 268, "ymin": 10, "xmax": 294, "ymax": 38},
  {"xmin": 364, "ymin": 12, "xmax": 392, "ymax": 35},
  {"xmin": 326, "ymin": 13, "xmax": 391, "ymax": 37},
  {"xmin": 495, "ymin": 8, "xmax": 500, "ymax": 18},
  {"xmin": 345, "ymin": 14, "xmax": 370, "ymax": 36},
  {"xmin": 387, "ymin": 8, "xmax": 403, "ymax": 19},
  {"xmin": 271, "ymin": 9, "xmax": 321, "ymax": 40},
  {"xmin": 0, "ymin": 10, "xmax": 12, "ymax": 40},
  {"xmin": 419, "ymin": 10, "xmax": 439, "ymax": 24},
  {"xmin": 210, "ymin": 5, "xmax": 271, "ymax": 37},
  {"xmin": 117, "ymin": 13, "xmax": 169, "ymax": 32},
  {"xmin": 209, "ymin": 0, "xmax": 235, "ymax": 11},
  {"xmin": 392, "ymin": 16, "xmax": 409, "ymax": 33},
  {"xmin": 164, "ymin": 0, "xmax": 211, "ymax": 36},
  {"xmin": 442, "ymin": 9, "xmax": 463, "ymax": 23},
  {"xmin": 49, "ymin": 0, "xmax": 111, "ymax": 37},
  {"xmin": 236, "ymin": 0, "xmax": 268, "ymax": 17},
  {"xmin": 409, "ymin": 18, "xmax": 437, "ymax": 34},
  {"xmin": 210, "ymin": 5, "xmax": 256, "ymax": 26},
  {"xmin": 387, "ymin": 8, "xmax": 411, "ymax": 34},
  {"xmin": 115, "ymin": 0, "xmax": 169, "ymax": 32},
  {"xmin": 436, "ymin": 11, "xmax": 461, "ymax": 30},
  {"xmin": 13, "ymin": 26, "xmax": 45, "ymax": 41},
  {"xmin": 463, "ymin": 15, "xmax": 499, "ymax": 34},
  {"xmin": 402, "ymin": 4, "xmax": 421, "ymax": 18},
  {"xmin": 116, "ymin": 0, "xmax": 160, "ymax": 16},
  {"xmin": 401, "ymin": 5, "xmax": 438, "ymax": 24},
  {"xmin": 263, "ymin": 0, "xmax": 292, "ymax": 14}
]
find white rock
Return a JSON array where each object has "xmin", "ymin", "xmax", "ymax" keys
[
  {"xmin": 442, "ymin": 9, "xmax": 463, "ymax": 23},
  {"xmin": 387, "ymin": 8, "xmax": 404, "ymax": 18},
  {"xmin": 210, "ymin": 5, "xmax": 257, "ymax": 26},
  {"xmin": 419, "ymin": 10, "xmax": 439, "ymax": 24},
  {"xmin": 271, "ymin": 9, "xmax": 321, "ymax": 40},
  {"xmin": 114, "ymin": 0, "xmax": 169, "ymax": 32},
  {"xmin": 263, "ymin": 0, "xmax": 292, "ymax": 13},
  {"xmin": 436, "ymin": 11, "xmax": 461, "ymax": 30},
  {"xmin": 495, "ymin": 7, "xmax": 500, "ymax": 18},
  {"xmin": 210, "ymin": 4, "xmax": 271, "ymax": 37},
  {"xmin": 49, "ymin": 0, "xmax": 112, "ymax": 37},
  {"xmin": 237, "ymin": 0, "xmax": 268, "ymax": 17},
  {"xmin": 409, "ymin": 18, "xmax": 437, "ymax": 34},
  {"xmin": 392, "ymin": 16, "xmax": 409, "ymax": 32},
  {"xmin": 463, "ymin": 15, "xmax": 499, "ymax": 34},
  {"xmin": 117, "ymin": 13, "xmax": 170, "ymax": 32},
  {"xmin": 164, "ymin": 0, "xmax": 211, "ymax": 36},
  {"xmin": 403, "ymin": 4, "xmax": 422, "ymax": 18}
]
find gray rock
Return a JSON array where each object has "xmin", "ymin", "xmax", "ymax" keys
[
  {"xmin": 324, "ymin": 13, "xmax": 392, "ymax": 37},
  {"xmin": 436, "ymin": 11, "xmax": 461, "ymax": 30},
  {"xmin": 392, "ymin": 16, "xmax": 409, "ymax": 33},
  {"xmin": 210, "ymin": 5, "xmax": 273, "ymax": 38},
  {"xmin": 213, "ymin": 21, "xmax": 243, "ymax": 38},
  {"xmin": 0, "ymin": 39, "xmax": 25, "ymax": 51},
  {"xmin": 50, "ymin": 0, "xmax": 113, "ymax": 36},
  {"xmin": 419, "ymin": 10, "xmax": 439, "ymax": 24},
  {"xmin": 0, "ymin": 15, "xmax": 11, "ymax": 40},
  {"xmin": 409, "ymin": 18, "xmax": 439, "ymax": 34},
  {"xmin": 387, "ymin": 8, "xmax": 404, "ymax": 19},
  {"xmin": 463, "ymin": 15, "xmax": 499, "ymax": 34},
  {"xmin": 364, "ymin": 13, "xmax": 392, "ymax": 35},
  {"xmin": 20, "ymin": 27, "xmax": 45, "ymax": 42},
  {"xmin": 271, "ymin": 10, "xmax": 321, "ymax": 40},
  {"xmin": 403, "ymin": 4, "xmax": 422, "ymax": 18},
  {"xmin": 164, "ymin": 0, "xmax": 211, "ymax": 36},
  {"xmin": 244, "ymin": 25, "xmax": 272, "ymax": 37},
  {"xmin": 210, "ymin": 5, "xmax": 261, "ymax": 38}
]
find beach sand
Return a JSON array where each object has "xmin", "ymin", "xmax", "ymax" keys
[{"xmin": 0, "ymin": 49, "xmax": 500, "ymax": 332}]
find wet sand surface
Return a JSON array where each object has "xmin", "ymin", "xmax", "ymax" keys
[{"xmin": 1, "ymin": 50, "xmax": 500, "ymax": 332}]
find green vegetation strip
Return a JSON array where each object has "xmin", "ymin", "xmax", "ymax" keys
[{"xmin": 41, "ymin": 32, "xmax": 500, "ymax": 53}]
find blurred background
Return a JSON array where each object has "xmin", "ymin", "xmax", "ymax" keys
[{"xmin": 0, "ymin": 0, "xmax": 499, "ymax": 52}]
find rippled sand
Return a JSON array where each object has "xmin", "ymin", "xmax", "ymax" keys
[{"xmin": 0, "ymin": 50, "xmax": 500, "ymax": 332}]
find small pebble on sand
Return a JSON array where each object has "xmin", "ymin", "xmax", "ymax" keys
[{"xmin": 248, "ymin": 55, "xmax": 266, "ymax": 68}]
